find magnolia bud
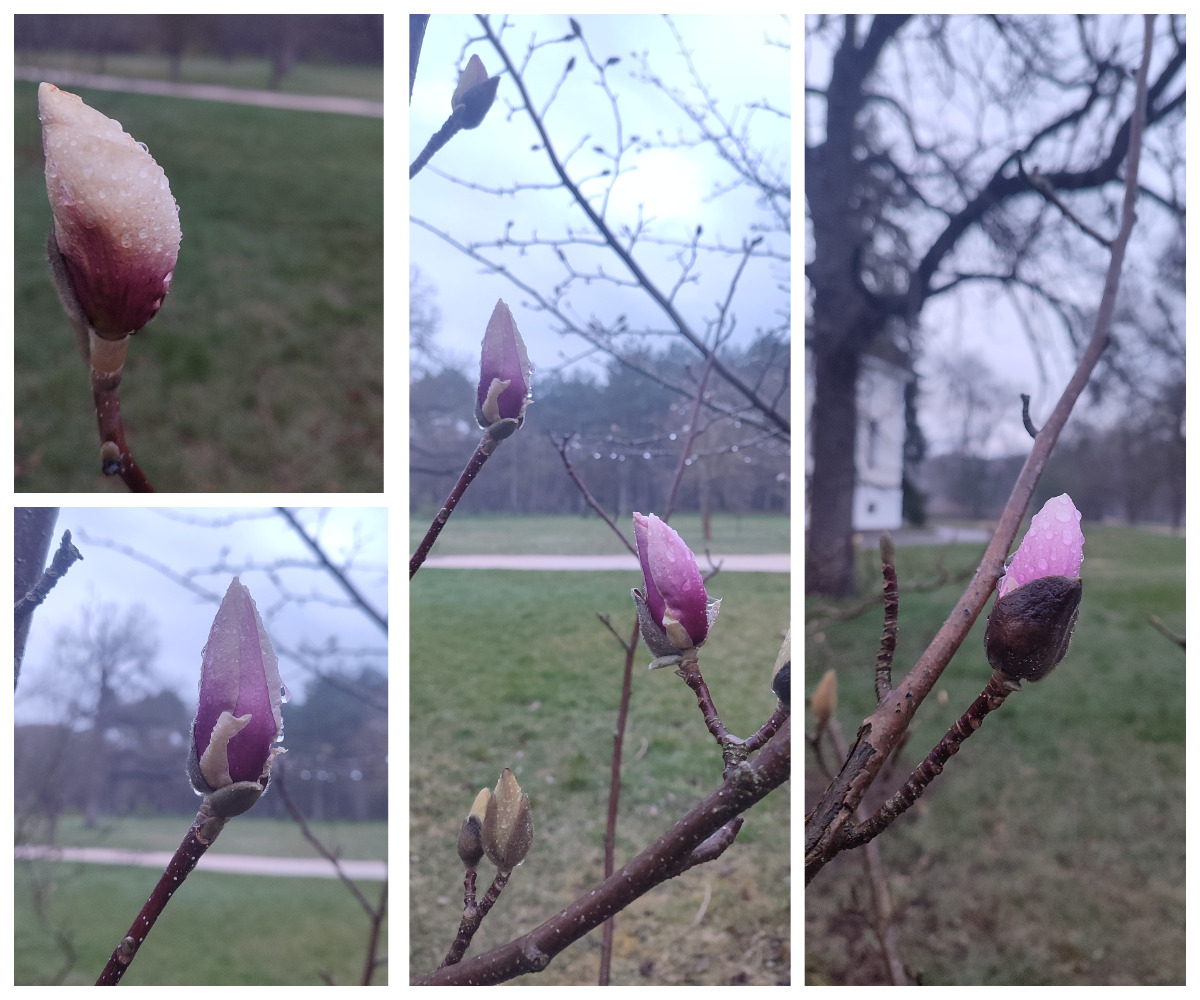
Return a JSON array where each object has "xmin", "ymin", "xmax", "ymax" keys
[
  {"xmin": 482, "ymin": 768, "xmax": 533, "ymax": 871},
  {"xmin": 771, "ymin": 630, "xmax": 791, "ymax": 707},
  {"xmin": 457, "ymin": 788, "xmax": 490, "ymax": 868},
  {"xmin": 984, "ymin": 576, "xmax": 1082, "ymax": 682},
  {"xmin": 811, "ymin": 669, "xmax": 837, "ymax": 726}
]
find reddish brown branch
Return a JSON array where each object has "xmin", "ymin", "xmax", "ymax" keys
[
  {"xmin": 92, "ymin": 369, "xmax": 154, "ymax": 492},
  {"xmin": 410, "ymin": 436, "xmax": 496, "ymax": 577},
  {"xmin": 95, "ymin": 806, "xmax": 221, "ymax": 984}
]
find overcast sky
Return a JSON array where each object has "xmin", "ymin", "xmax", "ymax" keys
[
  {"xmin": 15, "ymin": 507, "xmax": 388, "ymax": 725},
  {"xmin": 410, "ymin": 13, "xmax": 790, "ymax": 385}
]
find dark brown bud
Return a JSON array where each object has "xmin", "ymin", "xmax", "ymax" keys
[
  {"xmin": 457, "ymin": 788, "xmax": 490, "ymax": 868},
  {"xmin": 984, "ymin": 575, "xmax": 1082, "ymax": 682}
]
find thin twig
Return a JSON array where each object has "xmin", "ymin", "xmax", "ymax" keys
[
  {"xmin": 1020, "ymin": 393, "xmax": 1040, "ymax": 438},
  {"xmin": 276, "ymin": 508, "xmax": 387, "ymax": 633},
  {"xmin": 841, "ymin": 670, "xmax": 1022, "ymax": 852},
  {"xmin": 552, "ymin": 435, "xmax": 635, "ymax": 555},
  {"xmin": 14, "ymin": 531, "xmax": 83, "ymax": 624},
  {"xmin": 599, "ymin": 616, "xmax": 640, "ymax": 985},
  {"xmin": 410, "ymin": 435, "xmax": 499, "ymax": 577},
  {"xmin": 874, "ymin": 532, "xmax": 899, "ymax": 702},
  {"xmin": 92, "ymin": 368, "xmax": 154, "ymax": 492},
  {"xmin": 822, "ymin": 715, "xmax": 907, "ymax": 985},
  {"xmin": 95, "ymin": 804, "xmax": 225, "ymax": 985}
]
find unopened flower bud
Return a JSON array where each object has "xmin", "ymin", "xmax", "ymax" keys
[
  {"xmin": 451, "ymin": 55, "xmax": 500, "ymax": 129},
  {"xmin": 632, "ymin": 513, "xmax": 720, "ymax": 660},
  {"xmin": 39, "ymin": 82, "xmax": 181, "ymax": 341},
  {"xmin": 811, "ymin": 669, "xmax": 837, "ymax": 726},
  {"xmin": 482, "ymin": 768, "xmax": 533, "ymax": 871},
  {"xmin": 457, "ymin": 788, "xmax": 490, "ymax": 868},
  {"xmin": 985, "ymin": 494, "xmax": 1085, "ymax": 682},
  {"xmin": 771, "ymin": 629, "xmax": 791, "ymax": 707},
  {"xmin": 476, "ymin": 300, "xmax": 532, "ymax": 431},
  {"xmin": 187, "ymin": 579, "xmax": 286, "ymax": 815}
]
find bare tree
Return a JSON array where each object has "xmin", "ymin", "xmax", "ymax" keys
[
  {"xmin": 45, "ymin": 602, "xmax": 161, "ymax": 828},
  {"xmin": 805, "ymin": 14, "xmax": 1185, "ymax": 596}
]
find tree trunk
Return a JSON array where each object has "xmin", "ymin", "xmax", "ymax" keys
[{"xmin": 806, "ymin": 340, "xmax": 863, "ymax": 598}]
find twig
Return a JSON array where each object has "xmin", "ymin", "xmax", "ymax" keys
[
  {"xmin": 410, "ymin": 433, "xmax": 502, "ymax": 577},
  {"xmin": 1020, "ymin": 157, "xmax": 1114, "ymax": 249},
  {"xmin": 1148, "ymin": 614, "xmax": 1185, "ymax": 650},
  {"xmin": 599, "ymin": 616, "xmax": 641, "ymax": 985},
  {"xmin": 276, "ymin": 508, "xmax": 387, "ymax": 633},
  {"xmin": 1020, "ymin": 393, "xmax": 1040, "ymax": 438},
  {"xmin": 95, "ymin": 802, "xmax": 226, "ymax": 985},
  {"xmin": 874, "ymin": 532, "xmax": 899, "ymax": 702},
  {"xmin": 552, "ymin": 435, "xmax": 635, "ymax": 555},
  {"xmin": 410, "ymin": 110, "xmax": 466, "ymax": 179},
  {"xmin": 440, "ymin": 869, "xmax": 511, "ymax": 969},
  {"xmin": 822, "ymin": 714, "xmax": 907, "ymax": 985},
  {"xmin": 842, "ymin": 670, "xmax": 1023, "ymax": 852},
  {"xmin": 92, "ymin": 367, "xmax": 154, "ymax": 492},
  {"xmin": 14, "ymin": 530, "xmax": 83, "ymax": 624}
]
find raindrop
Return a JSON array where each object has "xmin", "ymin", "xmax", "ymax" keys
[
  {"xmin": 280, "ymin": 683, "xmax": 292, "ymax": 704},
  {"xmin": 137, "ymin": 141, "xmax": 148, "ymax": 153}
]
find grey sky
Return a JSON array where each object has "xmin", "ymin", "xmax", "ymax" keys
[
  {"xmin": 410, "ymin": 13, "xmax": 790, "ymax": 383},
  {"xmin": 15, "ymin": 507, "xmax": 388, "ymax": 725}
]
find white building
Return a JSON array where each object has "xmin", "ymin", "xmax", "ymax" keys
[{"xmin": 806, "ymin": 346, "xmax": 913, "ymax": 531}]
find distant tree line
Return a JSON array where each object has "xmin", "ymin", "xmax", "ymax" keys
[
  {"xmin": 15, "ymin": 666, "xmax": 386, "ymax": 841},
  {"xmin": 411, "ymin": 337, "xmax": 791, "ymax": 519},
  {"xmin": 15, "ymin": 14, "xmax": 383, "ymax": 73}
]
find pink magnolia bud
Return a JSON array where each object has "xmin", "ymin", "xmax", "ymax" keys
[
  {"xmin": 476, "ymin": 300, "xmax": 532, "ymax": 430},
  {"xmin": 39, "ymin": 82, "xmax": 181, "ymax": 340},
  {"xmin": 632, "ymin": 513, "xmax": 720, "ymax": 656},
  {"xmin": 985, "ymin": 494, "xmax": 1085, "ymax": 682},
  {"xmin": 997, "ymin": 493, "xmax": 1084, "ymax": 597},
  {"xmin": 188, "ymin": 579, "xmax": 285, "ymax": 806}
]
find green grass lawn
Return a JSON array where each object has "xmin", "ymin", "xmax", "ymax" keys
[
  {"xmin": 15, "ymin": 78, "xmax": 382, "ymax": 491},
  {"xmin": 20, "ymin": 813, "xmax": 386, "ymax": 860},
  {"xmin": 409, "ymin": 512, "xmax": 790, "ymax": 556},
  {"xmin": 805, "ymin": 523, "xmax": 1185, "ymax": 985},
  {"xmin": 17, "ymin": 52, "xmax": 384, "ymax": 102},
  {"xmin": 410, "ymin": 568, "xmax": 791, "ymax": 985},
  {"xmin": 15, "ymin": 861, "xmax": 387, "ymax": 985}
]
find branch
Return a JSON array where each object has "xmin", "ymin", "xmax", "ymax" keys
[
  {"xmin": 476, "ymin": 15, "xmax": 790, "ymax": 437},
  {"xmin": 276, "ymin": 508, "xmax": 387, "ymax": 633},
  {"xmin": 414, "ymin": 716, "xmax": 789, "ymax": 985}
]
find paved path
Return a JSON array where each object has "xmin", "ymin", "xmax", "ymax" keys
[
  {"xmin": 16, "ymin": 844, "xmax": 386, "ymax": 881},
  {"xmin": 421, "ymin": 553, "xmax": 790, "ymax": 572},
  {"xmin": 17, "ymin": 66, "xmax": 383, "ymax": 118}
]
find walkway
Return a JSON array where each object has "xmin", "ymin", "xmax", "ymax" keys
[
  {"xmin": 420, "ymin": 553, "xmax": 790, "ymax": 572},
  {"xmin": 15, "ymin": 844, "xmax": 386, "ymax": 881},
  {"xmin": 16, "ymin": 66, "xmax": 383, "ymax": 117}
]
